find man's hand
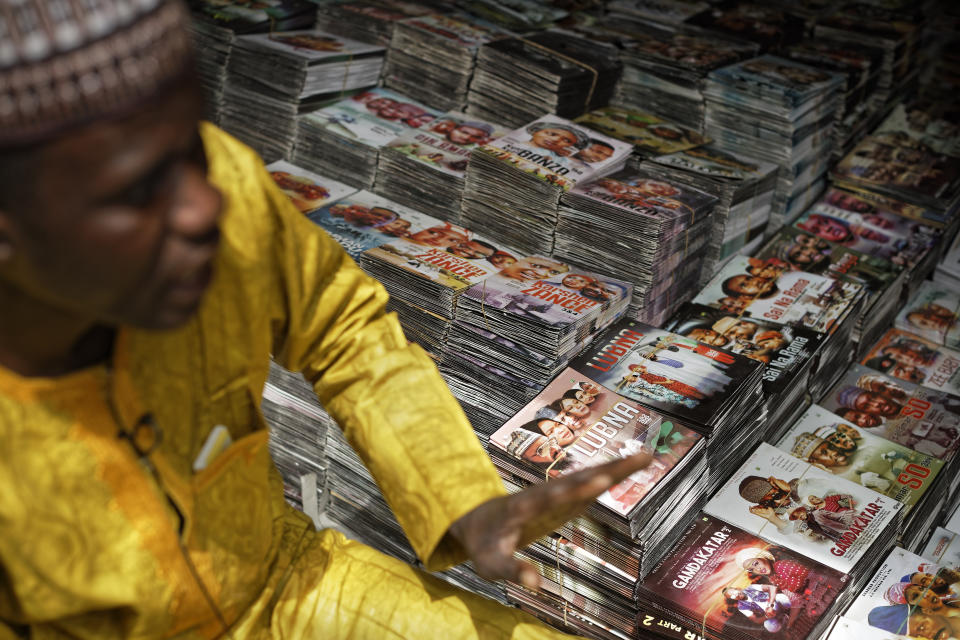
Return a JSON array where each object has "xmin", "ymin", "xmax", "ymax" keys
[{"xmin": 446, "ymin": 452, "xmax": 653, "ymax": 590}]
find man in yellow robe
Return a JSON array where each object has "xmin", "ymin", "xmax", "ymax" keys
[{"xmin": 0, "ymin": 1, "xmax": 650, "ymax": 638}]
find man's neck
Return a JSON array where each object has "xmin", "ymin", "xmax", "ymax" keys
[{"xmin": 0, "ymin": 282, "xmax": 115, "ymax": 377}]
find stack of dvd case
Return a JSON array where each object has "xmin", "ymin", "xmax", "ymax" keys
[
  {"xmin": 613, "ymin": 24, "xmax": 758, "ymax": 132},
  {"xmin": 753, "ymin": 226, "xmax": 906, "ymax": 352},
  {"xmin": 445, "ymin": 260, "xmax": 631, "ymax": 439},
  {"xmin": 691, "ymin": 255, "xmax": 866, "ymax": 398},
  {"xmin": 486, "ymin": 368, "xmax": 709, "ymax": 638},
  {"xmin": 263, "ymin": 361, "xmax": 332, "ymax": 512},
  {"xmin": 293, "ymin": 88, "xmax": 442, "ymax": 188},
  {"xmin": 775, "ymin": 404, "xmax": 948, "ymax": 552},
  {"xmin": 373, "ymin": 111, "xmax": 508, "ymax": 222},
  {"xmin": 895, "ymin": 281, "xmax": 960, "ymax": 349},
  {"xmin": 222, "ymin": 30, "xmax": 385, "ymax": 161},
  {"xmin": 466, "ymin": 31, "xmax": 622, "ymax": 129},
  {"xmin": 266, "ymin": 159, "xmax": 358, "ymax": 213},
  {"xmin": 358, "ymin": 220, "xmax": 519, "ymax": 358},
  {"xmin": 461, "ymin": 115, "xmax": 632, "ymax": 256},
  {"xmin": 383, "ymin": 13, "xmax": 507, "ymax": 112},
  {"xmin": 664, "ymin": 302, "xmax": 823, "ymax": 442},
  {"xmin": 704, "ymin": 54, "xmax": 846, "ymax": 231},
  {"xmin": 704, "ymin": 442, "xmax": 903, "ymax": 594},
  {"xmin": 859, "ymin": 328, "xmax": 960, "ymax": 398},
  {"xmin": 187, "ymin": 0, "xmax": 316, "ymax": 124},
  {"xmin": 569, "ymin": 319, "xmax": 766, "ymax": 490},
  {"xmin": 314, "ymin": 0, "xmax": 440, "ymax": 46},
  {"xmin": 453, "ymin": 0, "xmax": 566, "ymax": 31},
  {"xmin": 642, "ymin": 143, "xmax": 778, "ymax": 286},
  {"xmin": 637, "ymin": 513, "xmax": 851, "ymax": 640},
  {"xmin": 574, "ymin": 106, "xmax": 711, "ymax": 161},
  {"xmin": 554, "ymin": 167, "xmax": 717, "ymax": 324},
  {"xmin": 684, "ymin": 2, "xmax": 805, "ymax": 51}
]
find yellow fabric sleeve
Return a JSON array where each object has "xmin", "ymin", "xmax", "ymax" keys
[{"xmin": 211, "ymin": 126, "xmax": 507, "ymax": 571}]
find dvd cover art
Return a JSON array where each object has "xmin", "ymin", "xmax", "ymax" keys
[
  {"xmin": 642, "ymin": 514, "xmax": 847, "ymax": 640},
  {"xmin": 833, "ymin": 132, "xmax": 960, "ymax": 202},
  {"xmin": 488, "ymin": 367, "xmax": 702, "ymax": 515},
  {"xmin": 820, "ymin": 364, "xmax": 960, "ymax": 462},
  {"xmin": 825, "ymin": 185, "xmax": 952, "ymax": 229},
  {"xmin": 650, "ymin": 143, "xmax": 779, "ymax": 181},
  {"xmin": 306, "ymin": 190, "xmax": 445, "ymax": 258},
  {"xmin": 707, "ymin": 54, "xmax": 842, "ymax": 104},
  {"xmin": 400, "ymin": 12, "xmax": 504, "ymax": 49},
  {"xmin": 704, "ymin": 442, "xmax": 902, "ymax": 573},
  {"xmin": 895, "ymin": 282, "xmax": 960, "ymax": 348},
  {"xmin": 756, "ymin": 228, "xmax": 903, "ymax": 292},
  {"xmin": 571, "ymin": 167, "xmax": 716, "ymax": 225},
  {"xmin": 459, "ymin": 258, "xmax": 631, "ymax": 328},
  {"xmin": 875, "ymin": 98, "xmax": 960, "ymax": 158},
  {"xmin": 363, "ymin": 230, "xmax": 519, "ymax": 292},
  {"xmin": 570, "ymin": 319, "xmax": 761, "ymax": 426},
  {"xmin": 304, "ymin": 88, "xmax": 442, "ymax": 148},
  {"xmin": 844, "ymin": 547, "xmax": 960, "ymax": 639},
  {"xmin": 236, "ymin": 29, "xmax": 385, "ymax": 61},
  {"xmin": 575, "ymin": 106, "xmax": 710, "ymax": 156},
  {"xmin": 609, "ymin": 0, "xmax": 709, "ymax": 24},
  {"xmin": 664, "ymin": 303, "xmax": 823, "ymax": 394},
  {"xmin": 384, "ymin": 112, "xmax": 507, "ymax": 178},
  {"xmin": 861, "ymin": 329, "xmax": 960, "ymax": 396},
  {"xmin": 478, "ymin": 115, "xmax": 633, "ymax": 191},
  {"xmin": 776, "ymin": 405, "xmax": 943, "ymax": 508},
  {"xmin": 686, "ymin": 3, "xmax": 805, "ymax": 50},
  {"xmin": 190, "ymin": 0, "xmax": 315, "ymax": 31},
  {"xmin": 693, "ymin": 255, "xmax": 863, "ymax": 335},
  {"xmin": 267, "ymin": 160, "xmax": 358, "ymax": 213},
  {"xmin": 621, "ymin": 27, "xmax": 759, "ymax": 72},
  {"xmin": 801, "ymin": 188, "xmax": 942, "ymax": 268}
]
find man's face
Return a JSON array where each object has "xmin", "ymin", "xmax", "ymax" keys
[
  {"xmin": 886, "ymin": 345, "xmax": 926, "ymax": 367},
  {"xmin": 726, "ymin": 275, "xmax": 774, "ymax": 297},
  {"xmin": 500, "ymin": 257, "xmax": 566, "ymax": 281},
  {"xmin": 801, "ymin": 215, "xmax": 850, "ymax": 243},
  {"xmin": 827, "ymin": 430, "xmax": 857, "ymax": 451},
  {"xmin": 730, "ymin": 321, "xmax": 758, "ymax": 339},
  {"xmin": 562, "ymin": 274, "xmax": 592, "ymax": 290},
  {"xmin": 409, "ymin": 226, "xmax": 467, "ymax": 247},
  {"xmin": 530, "ymin": 127, "xmax": 578, "ymax": 153},
  {"xmin": 909, "ymin": 612, "xmax": 952, "ymax": 639},
  {"xmin": 0, "ymin": 79, "xmax": 222, "ymax": 330},
  {"xmin": 448, "ymin": 125, "xmax": 489, "ymax": 146},
  {"xmin": 810, "ymin": 442, "xmax": 846, "ymax": 467},
  {"xmin": 577, "ymin": 143, "xmax": 613, "ymax": 164},
  {"xmin": 689, "ymin": 328, "xmax": 727, "ymax": 346},
  {"xmin": 841, "ymin": 409, "xmax": 882, "ymax": 428},
  {"xmin": 446, "ymin": 239, "xmax": 493, "ymax": 260},
  {"xmin": 855, "ymin": 390, "xmax": 898, "ymax": 416}
]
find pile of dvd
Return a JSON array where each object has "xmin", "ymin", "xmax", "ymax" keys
[
  {"xmin": 691, "ymin": 255, "xmax": 865, "ymax": 399},
  {"xmin": 776, "ymin": 404, "xmax": 949, "ymax": 553},
  {"xmin": 574, "ymin": 106, "xmax": 711, "ymax": 161},
  {"xmin": 569, "ymin": 320, "xmax": 766, "ymax": 489},
  {"xmin": 637, "ymin": 512, "xmax": 853, "ymax": 640},
  {"xmin": 373, "ymin": 111, "xmax": 508, "ymax": 222},
  {"xmin": 554, "ymin": 167, "xmax": 717, "ymax": 324},
  {"xmin": 461, "ymin": 115, "xmax": 632, "ymax": 256},
  {"xmin": 187, "ymin": 0, "xmax": 316, "ymax": 124},
  {"xmin": 664, "ymin": 302, "xmax": 823, "ymax": 440},
  {"xmin": 643, "ymin": 143, "xmax": 778, "ymax": 286},
  {"xmin": 293, "ymin": 88, "xmax": 442, "ymax": 188},
  {"xmin": 263, "ymin": 361, "xmax": 333, "ymax": 512},
  {"xmin": 383, "ymin": 13, "xmax": 506, "ymax": 112},
  {"xmin": 445, "ymin": 259, "xmax": 631, "ymax": 439},
  {"xmin": 487, "ymin": 368, "xmax": 708, "ymax": 637},
  {"xmin": 314, "ymin": 0, "xmax": 439, "ymax": 46},
  {"xmin": 466, "ymin": 31, "xmax": 622, "ymax": 129},
  {"xmin": 614, "ymin": 25, "xmax": 758, "ymax": 132},
  {"xmin": 859, "ymin": 328, "xmax": 960, "ymax": 398},
  {"xmin": 222, "ymin": 30, "xmax": 385, "ymax": 161},
  {"xmin": 685, "ymin": 2, "xmax": 805, "ymax": 51},
  {"xmin": 703, "ymin": 55, "xmax": 845, "ymax": 230}
]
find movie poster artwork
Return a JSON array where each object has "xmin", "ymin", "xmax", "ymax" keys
[
  {"xmin": 642, "ymin": 514, "xmax": 847, "ymax": 640},
  {"xmin": 820, "ymin": 364, "xmax": 960, "ymax": 464},
  {"xmin": 304, "ymin": 88, "xmax": 442, "ymax": 148},
  {"xmin": 488, "ymin": 367, "xmax": 702, "ymax": 516},
  {"xmin": 776, "ymin": 404, "xmax": 943, "ymax": 508},
  {"xmin": 650, "ymin": 143, "xmax": 778, "ymax": 181},
  {"xmin": 755, "ymin": 228, "xmax": 903, "ymax": 294},
  {"xmin": 478, "ymin": 115, "xmax": 633, "ymax": 191},
  {"xmin": 664, "ymin": 302, "xmax": 822, "ymax": 395},
  {"xmin": 800, "ymin": 188, "xmax": 941, "ymax": 268},
  {"xmin": 875, "ymin": 99, "xmax": 960, "ymax": 158},
  {"xmin": 400, "ymin": 13, "xmax": 505, "ymax": 49},
  {"xmin": 844, "ymin": 547, "xmax": 960, "ymax": 640},
  {"xmin": 861, "ymin": 329, "xmax": 960, "ymax": 396},
  {"xmin": 570, "ymin": 319, "xmax": 761, "ymax": 426},
  {"xmin": 894, "ymin": 282, "xmax": 960, "ymax": 349},
  {"xmin": 235, "ymin": 29, "xmax": 384, "ymax": 62},
  {"xmin": 267, "ymin": 159, "xmax": 357, "ymax": 213},
  {"xmin": 693, "ymin": 255, "xmax": 863, "ymax": 335},
  {"xmin": 704, "ymin": 442, "xmax": 902, "ymax": 573},
  {"xmin": 575, "ymin": 106, "xmax": 710, "ymax": 156},
  {"xmin": 385, "ymin": 112, "xmax": 508, "ymax": 178},
  {"xmin": 460, "ymin": 258, "xmax": 632, "ymax": 327},
  {"xmin": 306, "ymin": 190, "xmax": 444, "ymax": 258}
]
